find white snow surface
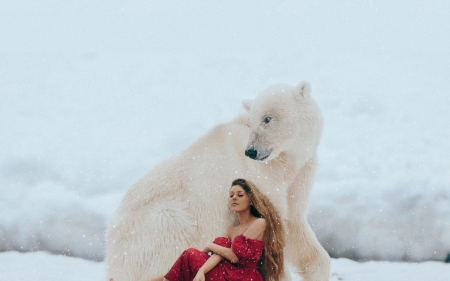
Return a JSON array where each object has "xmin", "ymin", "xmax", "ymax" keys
[
  {"xmin": 1, "ymin": 0, "xmax": 450, "ymax": 275},
  {"xmin": 2, "ymin": 251, "xmax": 450, "ymax": 281}
]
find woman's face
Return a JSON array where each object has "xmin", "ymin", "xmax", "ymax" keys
[{"xmin": 229, "ymin": 185, "xmax": 251, "ymax": 213}]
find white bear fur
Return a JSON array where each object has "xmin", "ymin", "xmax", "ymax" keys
[{"xmin": 105, "ymin": 81, "xmax": 330, "ymax": 281}]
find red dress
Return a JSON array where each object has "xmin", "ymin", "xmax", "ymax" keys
[{"xmin": 164, "ymin": 234, "xmax": 265, "ymax": 281}]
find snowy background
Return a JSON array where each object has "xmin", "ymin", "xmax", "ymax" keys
[{"xmin": 1, "ymin": 0, "xmax": 450, "ymax": 280}]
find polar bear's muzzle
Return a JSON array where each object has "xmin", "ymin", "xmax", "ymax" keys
[{"xmin": 245, "ymin": 146, "xmax": 271, "ymax": 161}]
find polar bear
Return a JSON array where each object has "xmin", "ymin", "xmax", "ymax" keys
[{"xmin": 105, "ymin": 81, "xmax": 330, "ymax": 281}]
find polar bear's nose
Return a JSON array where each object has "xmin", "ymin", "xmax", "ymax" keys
[{"xmin": 245, "ymin": 148, "xmax": 258, "ymax": 159}]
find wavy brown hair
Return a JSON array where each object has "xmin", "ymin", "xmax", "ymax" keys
[{"xmin": 231, "ymin": 179, "xmax": 285, "ymax": 281}]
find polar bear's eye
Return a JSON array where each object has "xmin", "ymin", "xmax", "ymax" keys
[{"xmin": 263, "ymin": 116, "xmax": 272, "ymax": 124}]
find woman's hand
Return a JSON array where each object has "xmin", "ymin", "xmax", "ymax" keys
[
  {"xmin": 202, "ymin": 243, "xmax": 213, "ymax": 253},
  {"xmin": 193, "ymin": 271, "xmax": 205, "ymax": 281}
]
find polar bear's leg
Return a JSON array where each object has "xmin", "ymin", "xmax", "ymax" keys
[
  {"xmin": 286, "ymin": 159, "xmax": 330, "ymax": 281},
  {"xmin": 286, "ymin": 218, "xmax": 330, "ymax": 281},
  {"xmin": 106, "ymin": 200, "xmax": 197, "ymax": 281}
]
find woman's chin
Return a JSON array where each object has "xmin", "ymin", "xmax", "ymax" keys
[{"xmin": 230, "ymin": 207, "xmax": 251, "ymax": 213}]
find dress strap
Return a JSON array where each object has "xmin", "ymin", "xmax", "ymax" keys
[
  {"xmin": 241, "ymin": 220, "xmax": 254, "ymax": 234},
  {"xmin": 240, "ymin": 219, "xmax": 263, "ymax": 240}
]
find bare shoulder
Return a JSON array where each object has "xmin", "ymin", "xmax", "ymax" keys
[
  {"xmin": 244, "ymin": 218, "xmax": 266, "ymax": 240},
  {"xmin": 224, "ymin": 226, "xmax": 234, "ymax": 239},
  {"xmin": 252, "ymin": 217, "xmax": 266, "ymax": 229}
]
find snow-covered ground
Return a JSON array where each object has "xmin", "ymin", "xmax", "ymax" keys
[
  {"xmin": 2, "ymin": 251, "xmax": 450, "ymax": 281},
  {"xmin": 1, "ymin": 0, "xmax": 450, "ymax": 280}
]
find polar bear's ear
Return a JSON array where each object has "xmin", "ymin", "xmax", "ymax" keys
[
  {"xmin": 242, "ymin": 99, "xmax": 253, "ymax": 112},
  {"xmin": 294, "ymin": 81, "xmax": 311, "ymax": 98}
]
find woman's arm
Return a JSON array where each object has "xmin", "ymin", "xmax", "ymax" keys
[
  {"xmin": 208, "ymin": 218, "xmax": 266, "ymax": 263},
  {"xmin": 193, "ymin": 254, "xmax": 223, "ymax": 281},
  {"xmin": 206, "ymin": 243, "xmax": 239, "ymax": 263},
  {"xmin": 202, "ymin": 228, "xmax": 239, "ymax": 263}
]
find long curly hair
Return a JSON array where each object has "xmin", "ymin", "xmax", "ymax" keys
[{"xmin": 231, "ymin": 179, "xmax": 285, "ymax": 281}]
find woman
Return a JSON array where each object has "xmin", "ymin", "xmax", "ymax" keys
[{"xmin": 150, "ymin": 178, "xmax": 285, "ymax": 281}]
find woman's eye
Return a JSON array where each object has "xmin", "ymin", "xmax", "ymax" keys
[
  {"xmin": 263, "ymin": 116, "xmax": 272, "ymax": 124},
  {"xmin": 238, "ymin": 194, "xmax": 243, "ymax": 197}
]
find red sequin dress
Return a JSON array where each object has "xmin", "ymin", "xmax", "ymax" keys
[{"xmin": 164, "ymin": 234, "xmax": 265, "ymax": 281}]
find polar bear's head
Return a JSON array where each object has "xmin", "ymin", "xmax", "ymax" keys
[{"xmin": 243, "ymin": 81, "xmax": 323, "ymax": 165}]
